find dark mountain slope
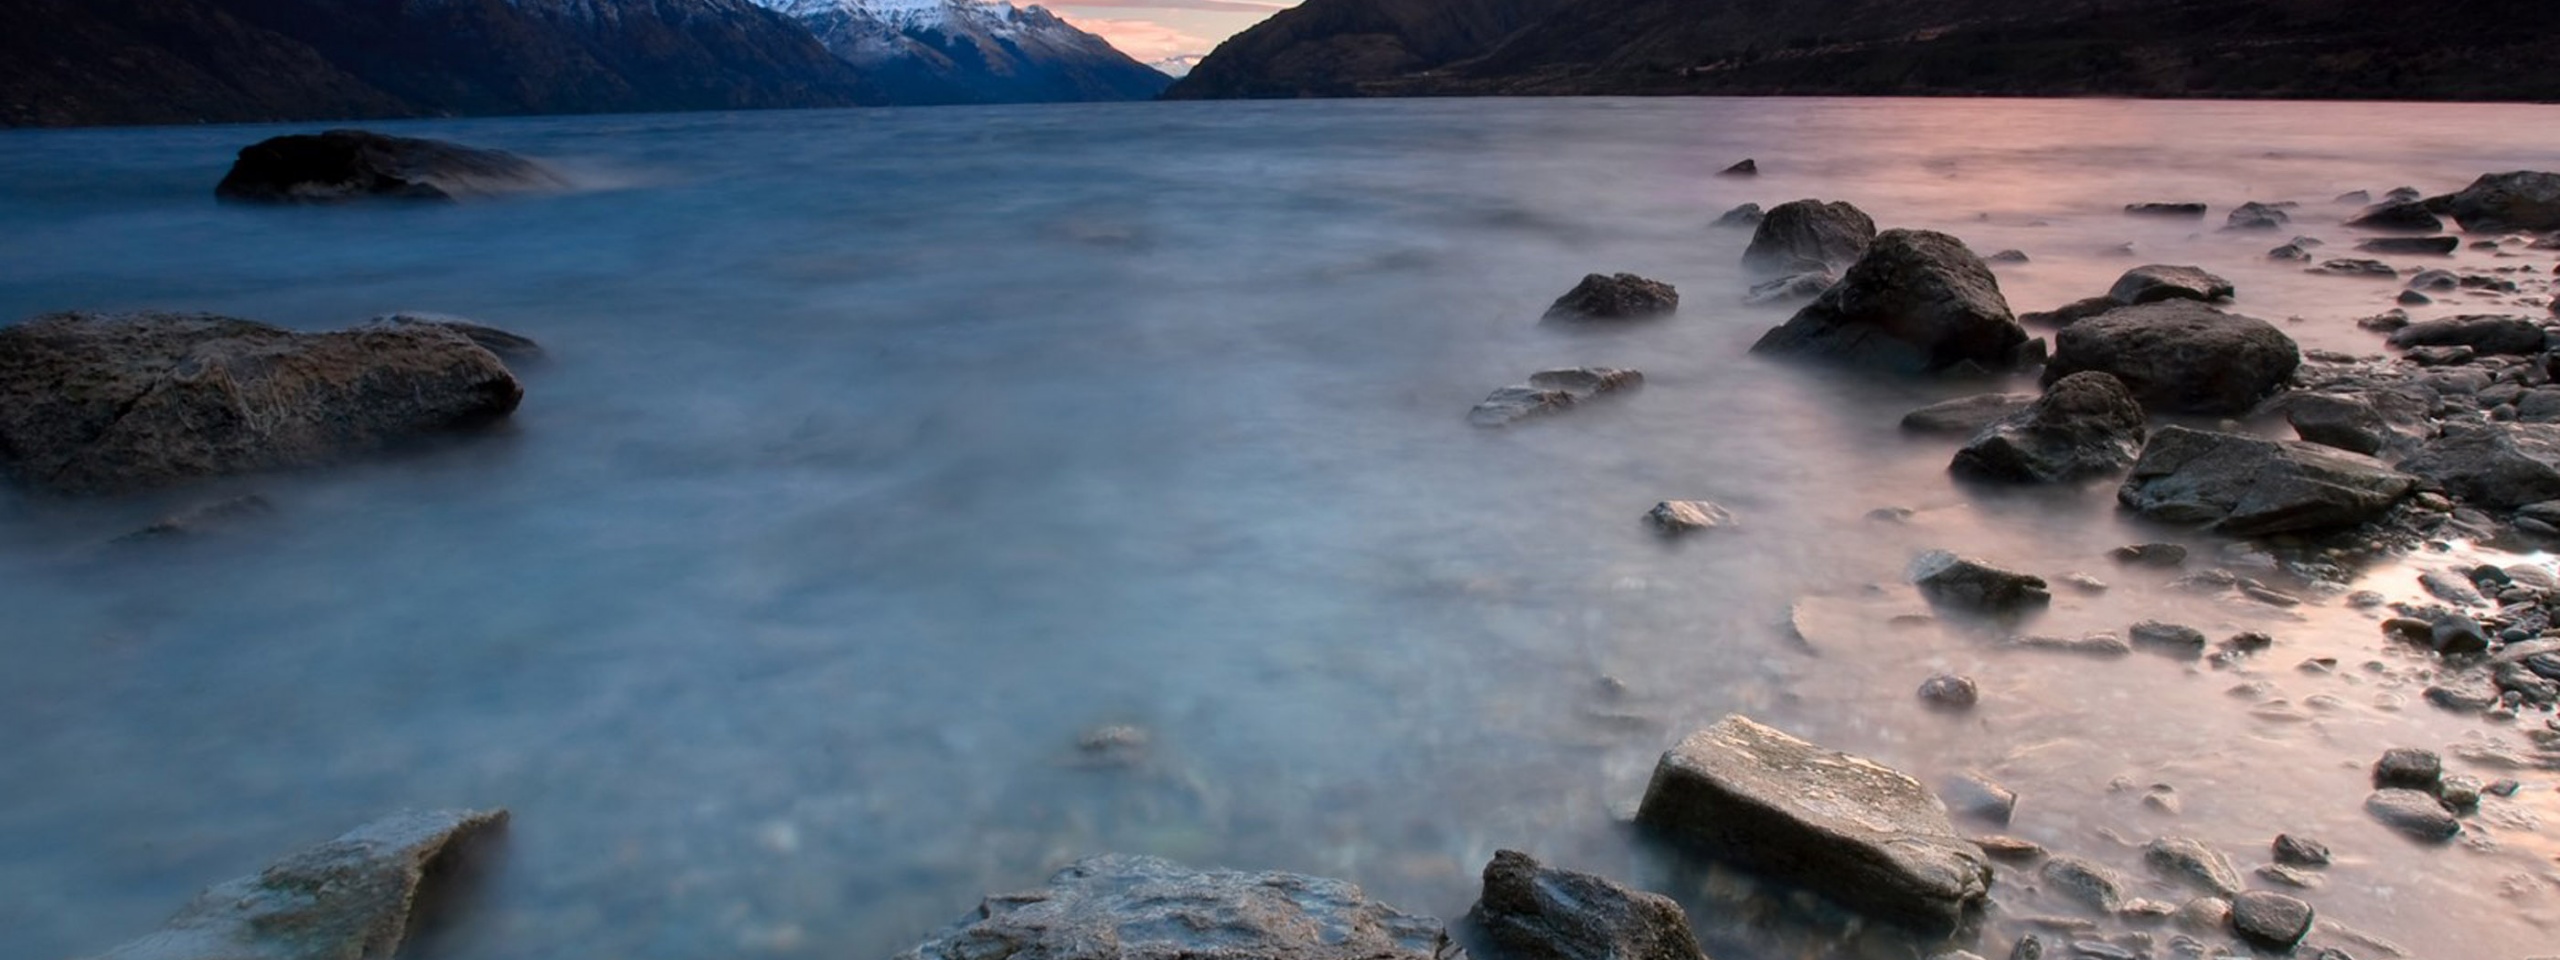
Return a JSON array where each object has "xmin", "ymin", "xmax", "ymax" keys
[
  {"xmin": 1168, "ymin": 0, "xmax": 1571, "ymax": 98},
  {"xmin": 0, "ymin": 0, "xmax": 411, "ymax": 127}
]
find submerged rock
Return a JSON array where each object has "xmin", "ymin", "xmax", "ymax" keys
[
  {"xmin": 1749, "ymin": 229, "xmax": 2028, "ymax": 375},
  {"xmin": 2371, "ymin": 747, "xmax": 2442, "ymax": 791},
  {"xmin": 1900, "ymin": 393, "xmax": 2036, "ymax": 435},
  {"xmin": 1544, "ymin": 274, "xmax": 1678, "ymax": 322},
  {"xmin": 2125, "ymin": 202, "xmax": 2207, "ymax": 217},
  {"xmin": 1744, "ymin": 272, "xmax": 1835, "ymax": 305},
  {"xmin": 1645, "ymin": 500, "xmax": 1735, "ymax": 536},
  {"xmin": 2436, "ymin": 171, "xmax": 2560, "ymax": 232},
  {"xmin": 2116, "ymin": 426, "xmax": 2414, "ymax": 536},
  {"xmin": 896, "ymin": 854, "xmax": 1448, "ymax": 960},
  {"xmin": 1470, "ymin": 367, "xmax": 1642, "ymax": 426},
  {"xmin": 2224, "ymin": 202, "xmax": 2289, "ymax": 231},
  {"xmin": 2141, "ymin": 837, "xmax": 2242, "ymax": 897},
  {"xmin": 2271, "ymin": 834, "xmax": 2331, "ymax": 868},
  {"xmin": 2357, "ymin": 236, "xmax": 2460, "ymax": 256},
  {"xmin": 1713, "ymin": 203, "xmax": 1765, "ymax": 228},
  {"xmin": 2387, "ymin": 315, "xmax": 2548, "ymax": 356},
  {"xmin": 1465, "ymin": 850, "xmax": 1705, "ymax": 960},
  {"xmin": 2363, "ymin": 789, "xmax": 2460, "ymax": 841},
  {"xmin": 1634, "ymin": 716, "xmax": 1992, "ymax": 932},
  {"xmin": 92, "ymin": 809, "xmax": 506, "ymax": 960},
  {"xmin": 1950, "ymin": 372, "xmax": 2146, "ymax": 483},
  {"xmin": 2346, "ymin": 201, "xmax": 2444, "ymax": 232},
  {"xmin": 1742, "ymin": 199, "xmax": 1877, "ymax": 274},
  {"xmin": 2107, "ymin": 265, "xmax": 2235, "ymax": 305},
  {"xmin": 216, "ymin": 129, "xmax": 559, "ymax": 203},
  {"xmin": 0, "ymin": 311, "xmax": 525, "ymax": 495},
  {"xmin": 2042, "ymin": 301, "xmax": 2300, "ymax": 415},
  {"xmin": 2039, "ymin": 856, "xmax": 2127, "ymax": 914},
  {"xmin": 2228, "ymin": 891, "xmax": 2313, "ymax": 951},
  {"xmin": 1911, "ymin": 550, "xmax": 2051, "ymax": 612},
  {"xmin": 114, "ymin": 494, "xmax": 277, "ymax": 544},
  {"xmin": 1919, "ymin": 674, "xmax": 1982, "ymax": 711}
]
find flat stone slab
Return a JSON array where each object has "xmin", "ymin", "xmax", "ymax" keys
[
  {"xmin": 1634, "ymin": 715, "xmax": 1992, "ymax": 932},
  {"xmin": 897, "ymin": 854, "xmax": 1449, "ymax": 960}
]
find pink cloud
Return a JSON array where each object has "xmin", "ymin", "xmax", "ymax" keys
[{"xmin": 1062, "ymin": 15, "xmax": 1217, "ymax": 63}]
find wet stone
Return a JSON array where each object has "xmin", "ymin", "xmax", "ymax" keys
[
  {"xmin": 2272, "ymin": 833, "xmax": 2331, "ymax": 867},
  {"xmin": 1941, "ymin": 770, "xmax": 2015, "ymax": 825},
  {"xmin": 1911, "ymin": 550, "xmax": 2052, "ymax": 613},
  {"xmin": 1645, "ymin": 500, "xmax": 1735, "ymax": 537},
  {"xmin": 2041, "ymin": 856, "xmax": 2127, "ymax": 914},
  {"xmin": 1920, "ymin": 674, "xmax": 1982, "ymax": 711},
  {"xmin": 1466, "ymin": 849, "xmax": 1706, "ymax": 960},
  {"xmin": 2142, "ymin": 836, "xmax": 2243, "ymax": 896},
  {"xmin": 2007, "ymin": 633, "xmax": 2132, "ymax": 657},
  {"xmin": 2229, "ymin": 891, "xmax": 2314, "ymax": 951},
  {"xmin": 1972, "ymin": 835, "xmax": 2047, "ymax": 862},
  {"xmin": 896, "ymin": 854, "xmax": 1448, "ymax": 960},
  {"xmin": 2372, "ymin": 748, "xmax": 2442, "ymax": 791},
  {"xmin": 2129, "ymin": 621, "xmax": 2209, "ymax": 658},
  {"xmin": 2111, "ymin": 542, "xmax": 2188, "ymax": 567},
  {"xmin": 2364, "ymin": 788, "xmax": 2461, "ymax": 841},
  {"xmin": 2258, "ymin": 864, "xmax": 2322, "ymax": 889}
]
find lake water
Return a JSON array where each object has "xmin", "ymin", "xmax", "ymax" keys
[{"xmin": 2, "ymin": 97, "xmax": 2558, "ymax": 960}]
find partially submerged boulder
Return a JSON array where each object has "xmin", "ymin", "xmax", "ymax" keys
[
  {"xmin": 1645, "ymin": 500, "xmax": 1735, "ymax": 536},
  {"xmin": 897, "ymin": 854, "xmax": 1448, "ymax": 960},
  {"xmin": 2397, "ymin": 422, "xmax": 2560, "ymax": 509},
  {"xmin": 1900, "ymin": 393, "xmax": 2036, "ymax": 435},
  {"xmin": 1635, "ymin": 716, "xmax": 1991, "ymax": 932},
  {"xmin": 92, "ymin": 809, "xmax": 506, "ymax": 960},
  {"xmin": 2042, "ymin": 301, "xmax": 2300, "ymax": 415},
  {"xmin": 2346, "ymin": 201, "xmax": 2443, "ymax": 233},
  {"xmin": 2386, "ymin": 315, "xmax": 2548, "ymax": 356},
  {"xmin": 1950, "ymin": 372, "xmax": 2146, "ymax": 483},
  {"xmin": 1470, "ymin": 367, "xmax": 1643, "ymax": 426},
  {"xmin": 2434, "ymin": 171, "xmax": 2560, "ymax": 232},
  {"xmin": 1545, "ymin": 275, "xmax": 1678, "ymax": 322},
  {"xmin": 1742, "ymin": 199, "xmax": 1877, "ymax": 275},
  {"xmin": 1465, "ymin": 850, "xmax": 1705, "ymax": 960},
  {"xmin": 1749, "ymin": 229, "xmax": 2027, "ymax": 375},
  {"xmin": 2224, "ymin": 202, "xmax": 2289, "ymax": 231},
  {"xmin": 0, "ymin": 312, "xmax": 526, "ymax": 495},
  {"xmin": 1910, "ymin": 549, "xmax": 2051, "ymax": 612},
  {"xmin": 2357, "ymin": 236, "xmax": 2459, "ymax": 256},
  {"xmin": 2107, "ymin": 265, "xmax": 2235, "ymax": 305},
  {"xmin": 2117, "ymin": 426, "xmax": 2414, "ymax": 535},
  {"xmin": 215, "ymin": 130, "xmax": 560, "ymax": 203}
]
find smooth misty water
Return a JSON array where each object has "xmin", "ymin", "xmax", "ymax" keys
[{"xmin": 2, "ymin": 98, "xmax": 2558, "ymax": 960}]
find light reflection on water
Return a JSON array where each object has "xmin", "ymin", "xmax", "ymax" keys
[{"xmin": 0, "ymin": 97, "xmax": 2556, "ymax": 960}]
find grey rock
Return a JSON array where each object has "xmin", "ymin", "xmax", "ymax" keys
[
  {"xmin": 2417, "ymin": 570, "xmax": 2487, "ymax": 606},
  {"xmin": 93, "ymin": 809, "xmax": 506, "ymax": 960},
  {"xmin": 2040, "ymin": 856, "xmax": 2127, "ymax": 914},
  {"xmin": 2280, "ymin": 393, "xmax": 2392, "ymax": 455},
  {"xmin": 2269, "ymin": 243, "xmax": 2312, "ymax": 262},
  {"xmin": 2435, "ymin": 171, "xmax": 2560, "ymax": 232},
  {"xmin": 1645, "ymin": 500, "xmax": 1735, "ymax": 536},
  {"xmin": 2362, "ymin": 789, "xmax": 2460, "ymax": 841},
  {"xmin": 1744, "ymin": 272, "xmax": 1836, "ymax": 305},
  {"xmin": 2141, "ymin": 837, "xmax": 2242, "ymax": 896},
  {"xmin": 364, "ymin": 314, "xmax": 543, "ymax": 363},
  {"xmin": 2129, "ymin": 620, "xmax": 2210, "ymax": 657},
  {"xmin": 2225, "ymin": 202, "xmax": 2289, "ymax": 231},
  {"xmin": 2006, "ymin": 633, "xmax": 2132, "ymax": 657},
  {"xmin": 896, "ymin": 854, "xmax": 1448, "ymax": 960},
  {"xmin": 2229, "ymin": 891, "xmax": 2314, "ymax": 951},
  {"xmin": 2009, "ymin": 935, "xmax": 2046, "ymax": 960},
  {"xmin": 2422, "ymin": 676, "xmax": 2500, "ymax": 712},
  {"xmin": 1901, "ymin": 393, "xmax": 2038, "ymax": 435},
  {"xmin": 1713, "ymin": 203, "xmax": 1764, "ymax": 228},
  {"xmin": 2110, "ymin": 543, "xmax": 2187, "ymax": 567},
  {"xmin": 2117, "ymin": 426, "xmax": 2414, "ymax": 535},
  {"xmin": 1466, "ymin": 849, "xmax": 1704, "ymax": 960},
  {"xmin": 2125, "ymin": 202, "xmax": 2207, "ymax": 217},
  {"xmin": 2405, "ymin": 344, "xmax": 2472, "ymax": 365},
  {"xmin": 1472, "ymin": 368, "xmax": 1644, "ymax": 427},
  {"xmin": 1951, "ymin": 372, "xmax": 2146, "ymax": 483},
  {"xmin": 2335, "ymin": 190, "xmax": 2374, "ymax": 205},
  {"xmin": 2020, "ymin": 296, "xmax": 2119, "ymax": 330},
  {"xmin": 1940, "ymin": 771, "xmax": 2013, "ymax": 827},
  {"xmin": 1719, "ymin": 158, "xmax": 1757, "ymax": 177},
  {"xmin": 2316, "ymin": 259, "xmax": 2398, "ymax": 277},
  {"xmin": 1635, "ymin": 715, "xmax": 1992, "ymax": 932},
  {"xmin": 2429, "ymin": 616, "xmax": 2491, "ymax": 655},
  {"xmin": 2043, "ymin": 302, "xmax": 2300, "ymax": 415},
  {"xmin": 2257, "ymin": 864, "xmax": 2322, "ymax": 889},
  {"xmin": 2407, "ymin": 269, "xmax": 2460, "ymax": 291},
  {"xmin": 1920, "ymin": 675, "xmax": 1983, "ymax": 711},
  {"xmin": 2439, "ymin": 775, "xmax": 2483, "ymax": 811},
  {"xmin": 1744, "ymin": 199, "xmax": 1878, "ymax": 274},
  {"xmin": 2398, "ymin": 289, "xmax": 2433, "ymax": 307},
  {"xmin": 2066, "ymin": 942, "xmax": 2136, "ymax": 960},
  {"xmin": 215, "ymin": 130, "xmax": 560, "ymax": 203},
  {"xmin": 2396, "ymin": 422, "xmax": 2560, "ymax": 509},
  {"xmin": 2346, "ymin": 201, "xmax": 2443, "ymax": 233},
  {"xmin": 2358, "ymin": 236, "xmax": 2460, "ymax": 256},
  {"xmin": 1544, "ymin": 274, "xmax": 1678, "ymax": 322},
  {"xmin": 1988, "ymin": 249, "xmax": 2031, "ymax": 264},
  {"xmin": 1750, "ymin": 229, "xmax": 2026, "ymax": 375},
  {"xmin": 1911, "ymin": 550, "xmax": 2052, "ymax": 612},
  {"xmin": 2388, "ymin": 315, "xmax": 2549, "ymax": 356},
  {"xmin": 2173, "ymin": 897, "xmax": 2232, "ymax": 934},
  {"xmin": 2108, "ymin": 265, "xmax": 2235, "ymax": 305},
  {"xmin": 0, "ymin": 311, "xmax": 524, "ymax": 495}
]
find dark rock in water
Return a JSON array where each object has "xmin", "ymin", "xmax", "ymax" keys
[
  {"xmin": 2268, "ymin": 243, "xmax": 2311, "ymax": 262},
  {"xmin": 2386, "ymin": 186, "xmax": 2425, "ymax": 203},
  {"xmin": 2404, "ymin": 344, "xmax": 2472, "ymax": 365},
  {"xmin": 2039, "ymin": 856, "xmax": 2127, "ymax": 913},
  {"xmin": 1634, "ymin": 715, "xmax": 1992, "ymax": 932},
  {"xmin": 2406, "ymin": 269, "xmax": 2460, "ymax": 291},
  {"xmin": 92, "ymin": 809, "xmax": 506, "ymax": 960},
  {"xmin": 2335, "ymin": 190, "xmax": 2373, "ymax": 205},
  {"xmin": 2225, "ymin": 202, "xmax": 2289, "ymax": 231},
  {"xmin": 2429, "ymin": 617, "xmax": 2491, "ymax": 655},
  {"xmin": 2143, "ymin": 837, "xmax": 2242, "ymax": 897},
  {"xmin": 1713, "ymin": 203, "xmax": 1765, "ymax": 228},
  {"xmin": 1901, "ymin": 393, "xmax": 2037, "ymax": 435},
  {"xmin": 2357, "ymin": 236, "xmax": 2460, "ymax": 256},
  {"xmin": 2417, "ymin": 569, "xmax": 2485, "ymax": 606},
  {"xmin": 2128, "ymin": 620, "xmax": 2209, "ymax": 657},
  {"xmin": 2116, "ymin": 426, "xmax": 2413, "ymax": 535},
  {"xmin": 1744, "ymin": 272, "xmax": 1835, "ymax": 305},
  {"xmin": 2439, "ymin": 775, "xmax": 2484, "ymax": 811},
  {"xmin": 0, "ymin": 311, "xmax": 525, "ymax": 495},
  {"xmin": 1749, "ymin": 229, "xmax": 2027, "ymax": 375},
  {"xmin": 216, "ymin": 130, "xmax": 559, "ymax": 203},
  {"xmin": 2422, "ymin": 676, "xmax": 2499, "ymax": 712},
  {"xmin": 2397, "ymin": 422, "xmax": 2560, "ymax": 509},
  {"xmin": 366, "ymin": 314, "xmax": 544, "ymax": 363},
  {"xmin": 2229, "ymin": 891, "xmax": 2314, "ymax": 951},
  {"xmin": 1919, "ymin": 674, "xmax": 1981, "ymax": 711},
  {"xmin": 2279, "ymin": 393, "xmax": 2392, "ymax": 455},
  {"xmin": 2110, "ymin": 543, "xmax": 2187, "ymax": 567},
  {"xmin": 2387, "ymin": 315, "xmax": 2547, "ymax": 356},
  {"xmin": 1530, "ymin": 368, "xmax": 1643, "ymax": 395},
  {"xmin": 1910, "ymin": 549, "xmax": 2051, "ymax": 612},
  {"xmin": 1466, "ymin": 850, "xmax": 1704, "ymax": 960},
  {"xmin": 2364, "ymin": 789, "xmax": 2460, "ymax": 841},
  {"xmin": 1719, "ymin": 158, "xmax": 1758, "ymax": 177},
  {"xmin": 1472, "ymin": 368, "xmax": 1643, "ymax": 427},
  {"xmin": 2397, "ymin": 290, "xmax": 2433, "ymax": 307},
  {"xmin": 1972, "ymin": 834, "xmax": 2045, "ymax": 863},
  {"xmin": 2372, "ymin": 747, "xmax": 2443, "ymax": 791},
  {"xmin": 2436, "ymin": 171, "xmax": 2560, "ymax": 232},
  {"xmin": 2019, "ymin": 296, "xmax": 2118, "ymax": 330},
  {"xmin": 115, "ymin": 494, "xmax": 276, "ymax": 543},
  {"xmin": 2346, "ymin": 201, "xmax": 2444, "ymax": 232},
  {"xmin": 897, "ymin": 854, "xmax": 1447, "ymax": 960},
  {"xmin": 1950, "ymin": 372, "xmax": 2146, "ymax": 483},
  {"xmin": 1940, "ymin": 770, "xmax": 2013, "ymax": 824},
  {"xmin": 2272, "ymin": 834, "xmax": 2330, "ymax": 867},
  {"xmin": 1645, "ymin": 500, "xmax": 1735, "ymax": 536},
  {"xmin": 1544, "ymin": 274, "xmax": 1678, "ymax": 322},
  {"xmin": 1742, "ymin": 199, "xmax": 1877, "ymax": 274},
  {"xmin": 2315, "ymin": 259, "xmax": 2398, "ymax": 277},
  {"xmin": 2125, "ymin": 202, "xmax": 2207, "ymax": 217},
  {"xmin": 1988, "ymin": 249, "xmax": 2031, "ymax": 264},
  {"xmin": 2043, "ymin": 302, "xmax": 2299, "ymax": 415},
  {"xmin": 2109, "ymin": 265, "xmax": 2235, "ymax": 305}
]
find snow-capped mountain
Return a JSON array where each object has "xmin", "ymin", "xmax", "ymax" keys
[
  {"xmin": 1150, "ymin": 55, "xmax": 1203, "ymax": 79},
  {"xmin": 754, "ymin": 0, "xmax": 1172, "ymax": 103}
]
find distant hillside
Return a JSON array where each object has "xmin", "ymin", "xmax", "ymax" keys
[{"xmin": 1165, "ymin": 0, "xmax": 2560, "ymax": 102}]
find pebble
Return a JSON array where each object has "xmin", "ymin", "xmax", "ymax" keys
[
  {"xmin": 1972, "ymin": 834, "xmax": 2047, "ymax": 862},
  {"xmin": 2230, "ymin": 891, "xmax": 2315, "ymax": 950},
  {"xmin": 1920, "ymin": 673, "xmax": 1981, "ymax": 710},
  {"xmin": 2272, "ymin": 833, "xmax": 2331, "ymax": 867},
  {"xmin": 2111, "ymin": 543, "xmax": 2188, "ymax": 567},
  {"xmin": 2142, "ymin": 784, "xmax": 2183, "ymax": 815},
  {"xmin": 2042, "ymin": 856, "xmax": 2128, "ymax": 913},
  {"xmin": 2371, "ymin": 747, "xmax": 2442, "ymax": 790},
  {"xmin": 2365, "ymin": 788, "xmax": 2461, "ymax": 840},
  {"xmin": 1943, "ymin": 770, "xmax": 2017, "ymax": 824},
  {"xmin": 2440, "ymin": 774, "xmax": 2483, "ymax": 810},
  {"xmin": 2143, "ymin": 836, "xmax": 2243, "ymax": 896},
  {"xmin": 2129, "ymin": 620, "xmax": 2209, "ymax": 658},
  {"xmin": 2257, "ymin": 863, "xmax": 2323, "ymax": 889}
]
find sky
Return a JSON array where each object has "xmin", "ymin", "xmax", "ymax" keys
[{"xmin": 1045, "ymin": 0, "xmax": 1298, "ymax": 67}]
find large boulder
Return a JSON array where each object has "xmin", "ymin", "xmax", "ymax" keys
[
  {"xmin": 1742, "ymin": 199, "xmax": 1877, "ymax": 275},
  {"xmin": 0, "ymin": 312, "xmax": 526, "ymax": 495},
  {"xmin": 2107, "ymin": 265, "xmax": 2235, "ymax": 305},
  {"xmin": 1544, "ymin": 274, "xmax": 1678, "ymax": 322},
  {"xmin": 1465, "ymin": 850, "xmax": 1705, "ymax": 960},
  {"xmin": 2118, "ymin": 426, "xmax": 2414, "ymax": 535},
  {"xmin": 215, "ymin": 130, "xmax": 560, "ymax": 203},
  {"xmin": 1950, "ymin": 372, "xmax": 2146, "ymax": 483},
  {"xmin": 895, "ymin": 854, "xmax": 1448, "ymax": 960},
  {"xmin": 2042, "ymin": 302, "xmax": 2300, "ymax": 415},
  {"xmin": 2434, "ymin": 171, "xmax": 2560, "ymax": 232},
  {"xmin": 1749, "ymin": 229, "xmax": 2027, "ymax": 374},
  {"xmin": 91, "ymin": 809, "xmax": 506, "ymax": 960},
  {"xmin": 2397, "ymin": 422, "xmax": 2560, "ymax": 510},
  {"xmin": 1634, "ymin": 716, "xmax": 1992, "ymax": 932},
  {"xmin": 2387, "ymin": 315, "xmax": 2548, "ymax": 356},
  {"xmin": 2346, "ymin": 201, "xmax": 2444, "ymax": 232}
]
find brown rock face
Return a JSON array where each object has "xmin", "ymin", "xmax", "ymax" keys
[{"xmin": 0, "ymin": 312, "xmax": 525, "ymax": 495}]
